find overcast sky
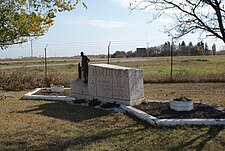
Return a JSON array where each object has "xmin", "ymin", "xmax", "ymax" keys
[{"xmin": 1, "ymin": 0, "xmax": 224, "ymax": 58}]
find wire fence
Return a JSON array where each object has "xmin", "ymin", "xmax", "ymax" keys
[{"xmin": 1, "ymin": 39, "xmax": 172, "ymax": 58}]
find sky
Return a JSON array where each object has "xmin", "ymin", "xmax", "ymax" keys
[{"xmin": 1, "ymin": 0, "xmax": 225, "ymax": 58}]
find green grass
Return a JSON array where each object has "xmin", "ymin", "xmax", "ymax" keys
[
  {"xmin": 111, "ymin": 56, "xmax": 225, "ymax": 83},
  {"xmin": 0, "ymin": 58, "xmax": 78, "ymax": 67},
  {"xmin": 2, "ymin": 55, "xmax": 225, "ymax": 77},
  {"xmin": 111, "ymin": 55, "xmax": 225, "ymax": 76},
  {"xmin": 0, "ymin": 91, "xmax": 225, "ymax": 151}
]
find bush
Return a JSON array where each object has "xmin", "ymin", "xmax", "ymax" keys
[
  {"xmin": 0, "ymin": 68, "xmax": 73, "ymax": 91},
  {"xmin": 73, "ymin": 99, "xmax": 87, "ymax": 104},
  {"xmin": 101, "ymin": 102, "xmax": 120, "ymax": 108},
  {"xmin": 88, "ymin": 98, "xmax": 102, "ymax": 107}
]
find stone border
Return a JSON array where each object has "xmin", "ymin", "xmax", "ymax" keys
[
  {"xmin": 121, "ymin": 100, "xmax": 225, "ymax": 126},
  {"xmin": 23, "ymin": 90, "xmax": 225, "ymax": 126},
  {"xmin": 22, "ymin": 88, "xmax": 75, "ymax": 102},
  {"xmin": 22, "ymin": 88, "xmax": 124, "ymax": 113}
]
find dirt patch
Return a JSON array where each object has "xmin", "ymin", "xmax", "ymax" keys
[
  {"xmin": 134, "ymin": 102, "xmax": 225, "ymax": 119},
  {"xmin": 33, "ymin": 88, "xmax": 70, "ymax": 96}
]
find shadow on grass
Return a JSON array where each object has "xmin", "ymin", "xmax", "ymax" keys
[
  {"xmin": 14, "ymin": 101, "xmax": 110, "ymax": 123},
  {"xmin": 169, "ymin": 125, "xmax": 225, "ymax": 150},
  {"xmin": 37, "ymin": 123, "xmax": 148, "ymax": 151},
  {"xmin": 125, "ymin": 112, "xmax": 225, "ymax": 150},
  {"xmin": 10, "ymin": 102, "xmax": 225, "ymax": 150}
]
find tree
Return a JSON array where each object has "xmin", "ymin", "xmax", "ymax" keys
[
  {"xmin": 212, "ymin": 43, "xmax": 217, "ymax": 55},
  {"xmin": 130, "ymin": 0, "xmax": 225, "ymax": 43},
  {"xmin": 204, "ymin": 42, "xmax": 211, "ymax": 55},
  {"xmin": 181, "ymin": 41, "xmax": 186, "ymax": 47},
  {"xmin": 0, "ymin": 0, "xmax": 87, "ymax": 49},
  {"xmin": 188, "ymin": 41, "xmax": 198, "ymax": 56},
  {"xmin": 111, "ymin": 51, "xmax": 126, "ymax": 58},
  {"xmin": 189, "ymin": 42, "xmax": 193, "ymax": 47},
  {"xmin": 180, "ymin": 41, "xmax": 187, "ymax": 55},
  {"xmin": 161, "ymin": 41, "xmax": 170, "ymax": 56},
  {"xmin": 196, "ymin": 41, "xmax": 205, "ymax": 55}
]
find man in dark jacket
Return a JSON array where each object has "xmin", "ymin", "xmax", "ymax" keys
[{"xmin": 80, "ymin": 51, "xmax": 90, "ymax": 83}]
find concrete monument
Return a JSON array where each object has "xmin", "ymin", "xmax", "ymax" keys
[{"xmin": 70, "ymin": 64, "xmax": 144, "ymax": 106}]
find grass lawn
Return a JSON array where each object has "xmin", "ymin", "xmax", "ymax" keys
[
  {"xmin": 0, "ymin": 86, "xmax": 225, "ymax": 151},
  {"xmin": 1, "ymin": 56, "xmax": 225, "ymax": 150},
  {"xmin": 111, "ymin": 55, "xmax": 225, "ymax": 75},
  {"xmin": 2, "ymin": 55, "xmax": 225, "ymax": 77}
]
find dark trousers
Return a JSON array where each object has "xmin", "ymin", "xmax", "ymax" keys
[{"xmin": 83, "ymin": 68, "xmax": 88, "ymax": 82}]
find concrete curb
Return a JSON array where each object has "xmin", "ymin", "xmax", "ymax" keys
[
  {"xmin": 22, "ymin": 88, "xmax": 124, "ymax": 113},
  {"xmin": 121, "ymin": 102, "xmax": 225, "ymax": 126},
  {"xmin": 121, "ymin": 105, "xmax": 157, "ymax": 125},
  {"xmin": 22, "ymin": 88, "xmax": 75, "ymax": 102}
]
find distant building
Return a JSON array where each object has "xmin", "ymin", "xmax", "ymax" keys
[{"xmin": 135, "ymin": 48, "xmax": 147, "ymax": 57}]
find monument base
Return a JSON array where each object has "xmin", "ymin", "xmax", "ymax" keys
[
  {"xmin": 70, "ymin": 64, "xmax": 145, "ymax": 106},
  {"xmin": 70, "ymin": 79, "xmax": 144, "ymax": 106},
  {"xmin": 70, "ymin": 79, "xmax": 88, "ymax": 97}
]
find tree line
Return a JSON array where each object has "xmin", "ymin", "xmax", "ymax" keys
[{"xmin": 111, "ymin": 41, "xmax": 220, "ymax": 58}]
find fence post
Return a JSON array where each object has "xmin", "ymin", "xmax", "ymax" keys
[
  {"xmin": 170, "ymin": 38, "xmax": 174, "ymax": 82},
  {"xmin": 108, "ymin": 41, "xmax": 111, "ymax": 64},
  {"xmin": 44, "ymin": 44, "xmax": 48, "ymax": 86}
]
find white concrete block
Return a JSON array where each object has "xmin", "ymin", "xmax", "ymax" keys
[
  {"xmin": 71, "ymin": 64, "xmax": 145, "ymax": 106},
  {"xmin": 156, "ymin": 119, "xmax": 225, "ymax": 126},
  {"xmin": 23, "ymin": 88, "xmax": 75, "ymax": 102},
  {"xmin": 121, "ymin": 105, "xmax": 157, "ymax": 125}
]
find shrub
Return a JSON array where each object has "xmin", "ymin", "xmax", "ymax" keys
[
  {"xmin": 88, "ymin": 98, "xmax": 102, "ymax": 107},
  {"xmin": 101, "ymin": 102, "xmax": 120, "ymax": 108},
  {"xmin": 0, "ymin": 68, "xmax": 73, "ymax": 91},
  {"xmin": 73, "ymin": 99, "xmax": 87, "ymax": 104}
]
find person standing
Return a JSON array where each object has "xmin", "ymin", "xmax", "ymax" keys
[{"xmin": 80, "ymin": 51, "xmax": 90, "ymax": 83}]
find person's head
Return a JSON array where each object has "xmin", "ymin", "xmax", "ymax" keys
[{"xmin": 80, "ymin": 51, "xmax": 84, "ymax": 56}]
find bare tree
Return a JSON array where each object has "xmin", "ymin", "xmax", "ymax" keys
[{"xmin": 130, "ymin": 0, "xmax": 225, "ymax": 43}]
